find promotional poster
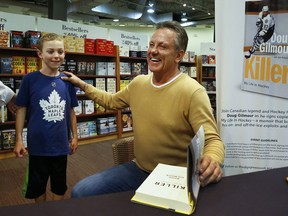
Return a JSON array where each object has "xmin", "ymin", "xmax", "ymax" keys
[{"xmin": 216, "ymin": 0, "xmax": 288, "ymax": 176}]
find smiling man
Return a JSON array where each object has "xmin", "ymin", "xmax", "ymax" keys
[{"xmin": 62, "ymin": 21, "xmax": 225, "ymax": 198}]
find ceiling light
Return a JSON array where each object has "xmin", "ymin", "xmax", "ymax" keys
[
  {"xmin": 181, "ymin": 17, "xmax": 188, "ymax": 22},
  {"xmin": 113, "ymin": 19, "xmax": 119, "ymax": 22},
  {"xmin": 147, "ymin": 8, "xmax": 155, "ymax": 13},
  {"xmin": 181, "ymin": 12, "xmax": 188, "ymax": 22},
  {"xmin": 147, "ymin": 1, "xmax": 155, "ymax": 13},
  {"xmin": 181, "ymin": 21, "xmax": 196, "ymax": 27}
]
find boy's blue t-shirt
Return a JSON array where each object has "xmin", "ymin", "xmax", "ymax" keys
[{"xmin": 16, "ymin": 71, "xmax": 78, "ymax": 156}]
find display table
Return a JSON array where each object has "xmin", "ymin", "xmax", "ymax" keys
[{"xmin": 0, "ymin": 166, "xmax": 287, "ymax": 216}]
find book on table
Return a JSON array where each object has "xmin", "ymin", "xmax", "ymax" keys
[{"xmin": 131, "ymin": 125, "xmax": 204, "ymax": 215}]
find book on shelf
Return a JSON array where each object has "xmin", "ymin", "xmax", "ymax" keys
[
  {"xmin": 74, "ymin": 100, "xmax": 83, "ymax": 115},
  {"xmin": 96, "ymin": 62, "xmax": 108, "ymax": 76},
  {"xmin": 107, "ymin": 62, "xmax": 116, "ymax": 76},
  {"xmin": 0, "ymin": 77, "xmax": 14, "ymax": 90},
  {"xmin": 120, "ymin": 62, "xmax": 131, "ymax": 75},
  {"xmin": 131, "ymin": 62, "xmax": 141, "ymax": 75},
  {"xmin": 84, "ymin": 38, "xmax": 95, "ymax": 54},
  {"xmin": 1, "ymin": 129, "xmax": 16, "ymax": 150},
  {"xmin": 66, "ymin": 59, "xmax": 77, "ymax": 74},
  {"xmin": 0, "ymin": 106, "xmax": 8, "ymax": 123},
  {"xmin": 75, "ymin": 37, "xmax": 85, "ymax": 53},
  {"xmin": 77, "ymin": 61, "xmax": 87, "ymax": 75},
  {"xmin": 14, "ymin": 79, "xmax": 22, "ymax": 94},
  {"xmin": 96, "ymin": 117, "xmax": 109, "ymax": 135},
  {"xmin": 24, "ymin": 30, "xmax": 41, "ymax": 49},
  {"xmin": 122, "ymin": 113, "xmax": 133, "ymax": 132},
  {"xmin": 12, "ymin": 56, "xmax": 25, "ymax": 75},
  {"xmin": 10, "ymin": 31, "xmax": 24, "ymax": 48},
  {"xmin": 202, "ymin": 55, "xmax": 208, "ymax": 65},
  {"xmin": 86, "ymin": 62, "xmax": 96, "ymax": 75},
  {"xmin": 26, "ymin": 56, "xmax": 39, "ymax": 73},
  {"xmin": 83, "ymin": 100, "xmax": 95, "ymax": 114},
  {"xmin": 208, "ymin": 55, "xmax": 216, "ymax": 64},
  {"xmin": 0, "ymin": 57, "xmax": 13, "ymax": 74},
  {"xmin": 106, "ymin": 78, "xmax": 116, "ymax": 94},
  {"xmin": 0, "ymin": 31, "xmax": 10, "ymax": 47},
  {"xmin": 131, "ymin": 125, "xmax": 205, "ymax": 215}
]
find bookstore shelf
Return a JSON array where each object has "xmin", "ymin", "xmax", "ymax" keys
[
  {"xmin": 198, "ymin": 55, "xmax": 217, "ymax": 117},
  {"xmin": 0, "ymin": 45, "xmax": 141, "ymax": 157},
  {"xmin": 0, "ymin": 46, "xmax": 199, "ymax": 157}
]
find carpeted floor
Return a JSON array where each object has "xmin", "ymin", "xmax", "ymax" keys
[{"xmin": 0, "ymin": 139, "xmax": 116, "ymax": 207}]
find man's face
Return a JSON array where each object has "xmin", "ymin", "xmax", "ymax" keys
[{"xmin": 147, "ymin": 28, "xmax": 181, "ymax": 74}]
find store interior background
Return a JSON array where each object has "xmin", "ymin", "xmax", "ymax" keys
[{"xmin": 0, "ymin": 0, "xmax": 215, "ymax": 54}]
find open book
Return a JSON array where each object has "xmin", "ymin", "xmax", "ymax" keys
[{"xmin": 131, "ymin": 126, "xmax": 204, "ymax": 215}]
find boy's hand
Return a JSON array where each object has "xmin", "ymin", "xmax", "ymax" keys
[
  {"xmin": 69, "ymin": 137, "xmax": 78, "ymax": 155},
  {"xmin": 13, "ymin": 142, "xmax": 27, "ymax": 157}
]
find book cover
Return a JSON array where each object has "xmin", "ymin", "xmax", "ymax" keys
[
  {"xmin": 242, "ymin": 1, "xmax": 288, "ymax": 99},
  {"xmin": 77, "ymin": 61, "xmax": 87, "ymax": 75},
  {"xmin": 83, "ymin": 100, "xmax": 95, "ymax": 114},
  {"xmin": 74, "ymin": 100, "xmax": 83, "ymax": 115},
  {"xmin": 24, "ymin": 31, "xmax": 41, "ymax": 49},
  {"xmin": 86, "ymin": 62, "xmax": 96, "ymax": 75},
  {"xmin": 0, "ymin": 31, "xmax": 10, "ymax": 47},
  {"xmin": 95, "ymin": 39, "xmax": 107, "ymax": 54},
  {"xmin": 0, "ymin": 106, "xmax": 8, "ymax": 123},
  {"xmin": 107, "ymin": 62, "xmax": 116, "ymax": 76},
  {"xmin": 10, "ymin": 31, "xmax": 24, "ymax": 48},
  {"xmin": 208, "ymin": 55, "xmax": 216, "ymax": 64},
  {"xmin": 64, "ymin": 35, "xmax": 76, "ymax": 52},
  {"xmin": 108, "ymin": 116, "xmax": 117, "ymax": 133},
  {"xmin": 106, "ymin": 40, "xmax": 115, "ymax": 56},
  {"xmin": 0, "ymin": 77, "xmax": 14, "ymax": 90},
  {"xmin": 96, "ymin": 117, "xmax": 109, "ymax": 135},
  {"xmin": 1, "ymin": 129, "xmax": 16, "ymax": 150},
  {"xmin": 84, "ymin": 38, "xmax": 95, "ymax": 54},
  {"xmin": 106, "ymin": 78, "xmax": 116, "ymax": 94},
  {"xmin": 12, "ymin": 56, "xmax": 25, "ymax": 74},
  {"xmin": 26, "ymin": 56, "xmax": 39, "ymax": 73},
  {"xmin": 122, "ymin": 113, "xmax": 133, "ymax": 132},
  {"xmin": 66, "ymin": 59, "xmax": 77, "ymax": 73},
  {"xmin": 131, "ymin": 126, "xmax": 205, "ymax": 215},
  {"xmin": 88, "ymin": 121, "xmax": 97, "ymax": 136},
  {"xmin": 96, "ymin": 62, "xmax": 107, "ymax": 76},
  {"xmin": 14, "ymin": 79, "xmax": 22, "ymax": 95},
  {"xmin": 75, "ymin": 37, "xmax": 85, "ymax": 53},
  {"xmin": 0, "ymin": 57, "xmax": 13, "ymax": 74},
  {"xmin": 131, "ymin": 62, "xmax": 141, "ymax": 75}
]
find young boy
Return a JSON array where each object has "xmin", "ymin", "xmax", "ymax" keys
[{"xmin": 14, "ymin": 33, "xmax": 78, "ymax": 203}]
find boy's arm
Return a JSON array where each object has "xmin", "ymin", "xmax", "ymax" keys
[
  {"xmin": 69, "ymin": 108, "xmax": 78, "ymax": 154},
  {"xmin": 14, "ymin": 107, "xmax": 27, "ymax": 157}
]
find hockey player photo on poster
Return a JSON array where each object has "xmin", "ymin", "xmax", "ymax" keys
[{"xmin": 242, "ymin": 0, "xmax": 288, "ymax": 99}]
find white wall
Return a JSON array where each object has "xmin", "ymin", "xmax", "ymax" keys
[{"xmin": 106, "ymin": 26, "xmax": 214, "ymax": 55}]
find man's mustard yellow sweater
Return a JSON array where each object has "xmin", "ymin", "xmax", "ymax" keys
[{"xmin": 85, "ymin": 73, "xmax": 225, "ymax": 172}]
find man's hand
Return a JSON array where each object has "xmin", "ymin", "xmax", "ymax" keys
[
  {"xmin": 61, "ymin": 71, "xmax": 86, "ymax": 90},
  {"xmin": 198, "ymin": 155, "xmax": 223, "ymax": 187}
]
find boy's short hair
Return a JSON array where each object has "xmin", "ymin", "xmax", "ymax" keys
[{"xmin": 37, "ymin": 33, "xmax": 64, "ymax": 50}]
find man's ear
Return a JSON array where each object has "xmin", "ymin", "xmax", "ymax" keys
[{"xmin": 175, "ymin": 49, "xmax": 185, "ymax": 63}]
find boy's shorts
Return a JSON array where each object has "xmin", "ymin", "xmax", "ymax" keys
[{"xmin": 23, "ymin": 155, "xmax": 68, "ymax": 199}]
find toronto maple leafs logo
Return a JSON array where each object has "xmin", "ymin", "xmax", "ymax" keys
[{"xmin": 39, "ymin": 90, "xmax": 66, "ymax": 123}]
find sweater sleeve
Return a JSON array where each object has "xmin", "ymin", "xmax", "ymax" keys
[
  {"xmin": 0, "ymin": 81, "xmax": 15, "ymax": 106},
  {"xmin": 189, "ymin": 87, "xmax": 225, "ymax": 165}
]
